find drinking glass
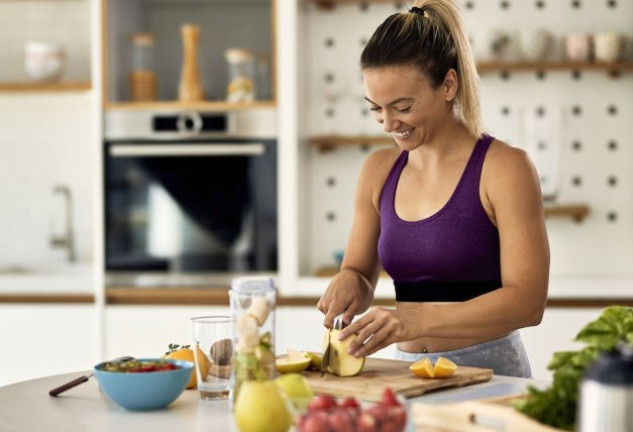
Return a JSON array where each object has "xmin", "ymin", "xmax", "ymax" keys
[{"xmin": 191, "ymin": 315, "xmax": 234, "ymax": 400}]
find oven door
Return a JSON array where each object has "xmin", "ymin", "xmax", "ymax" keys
[{"xmin": 104, "ymin": 138, "xmax": 277, "ymax": 286}]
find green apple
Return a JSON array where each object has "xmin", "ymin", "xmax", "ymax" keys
[
  {"xmin": 234, "ymin": 380, "xmax": 292, "ymax": 432},
  {"xmin": 322, "ymin": 328, "xmax": 365, "ymax": 377},
  {"xmin": 275, "ymin": 372, "xmax": 314, "ymax": 411}
]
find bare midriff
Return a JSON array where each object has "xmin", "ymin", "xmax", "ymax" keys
[{"xmin": 395, "ymin": 301, "xmax": 509, "ymax": 354}]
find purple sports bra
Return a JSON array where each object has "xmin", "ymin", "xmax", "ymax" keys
[{"xmin": 377, "ymin": 135, "xmax": 502, "ymax": 302}]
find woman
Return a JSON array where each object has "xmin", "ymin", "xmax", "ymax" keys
[{"xmin": 316, "ymin": 0, "xmax": 549, "ymax": 377}]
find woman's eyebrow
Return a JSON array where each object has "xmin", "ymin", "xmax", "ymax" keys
[{"xmin": 364, "ymin": 96, "xmax": 415, "ymax": 106}]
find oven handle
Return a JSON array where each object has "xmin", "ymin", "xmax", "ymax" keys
[{"xmin": 109, "ymin": 143, "xmax": 266, "ymax": 157}]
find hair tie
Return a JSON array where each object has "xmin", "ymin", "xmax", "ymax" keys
[{"xmin": 409, "ymin": 6, "xmax": 426, "ymax": 16}]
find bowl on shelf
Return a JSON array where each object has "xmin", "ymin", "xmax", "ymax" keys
[
  {"xmin": 93, "ymin": 358, "xmax": 194, "ymax": 411},
  {"xmin": 24, "ymin": 41, "xmax": 65, "ymax": 82}
]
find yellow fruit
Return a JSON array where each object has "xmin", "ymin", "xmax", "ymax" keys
[
  {"xmin": 410, "ymin": 357, "xmax": 435, "ymax": 378},
  {"xmin": 165, "ymin": 345, "xmax": 210, "ymax": 389},
  {"xmin": 434, "ymin": 357, "xmax": 457, "ymax": 378},
  {"xmin": 305, "ymin": 351, "xmax": 322, "ymax": 371},
  {"xmin": 322, "ymin": 329, "xmax": 365, "ymax": 377},
  {"xmin": 409, "ymin": 357, "xmax": 457, "ymax": 379},
  {"xmin": 234, "ymin": 380, "xmax": 293, "ymax": 432},
  {"xmin": 276, "ymin": 357, "xmax": 311, "ymax": 374},
  {"xmin": 275, "ymin": 373, "xmax": 314, "ymax": 411}
]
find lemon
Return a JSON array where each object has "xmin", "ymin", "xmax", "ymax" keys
[
  {"xmin": 165, "ymin": 344, "xmax": 211, "ymax": 389},
  {"xmin": 409, "ymin": 356, "xmax": 457, "ymax": 379},
  {"xmin": 275, "ymin": 357, "xmax": 311, "ymax": 374},
  {"xmin": 409, "ymin": 357, "xmax": 435, "ymax": 378},
  {"xmin": 433, "ymin": 357, "xmax": 457, "ymax": 378}
]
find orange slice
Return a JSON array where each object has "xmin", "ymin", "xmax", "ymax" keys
[
  {"xmin": 433, "ymin": 357, "xmax": 457, "ymax": 378},
  {"xmin": 409, "ymin": 357, "xmax": 435, "ymax": 378}
]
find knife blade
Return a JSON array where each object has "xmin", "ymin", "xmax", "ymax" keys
[{"xmin": 321, "ymin": 329, "xmax": 331, "ymax": 378}]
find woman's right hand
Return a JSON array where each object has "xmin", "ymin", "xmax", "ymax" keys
[{"xmin": 317, "ymin": 268, "xmax": 375, "ymax": 329}]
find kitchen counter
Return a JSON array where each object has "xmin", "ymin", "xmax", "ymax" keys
[{"xmin": 0, "ymin": 371, "xmax": 548, "ymax": 432}]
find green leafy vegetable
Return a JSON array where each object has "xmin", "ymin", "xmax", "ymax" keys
[{"xmin": 515, "ymin": 306, "xmax": 633, "ymax": 430}]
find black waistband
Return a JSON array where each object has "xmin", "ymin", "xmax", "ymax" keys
[{"xmin": 394, "ymin": 280, "xmax": 502, "ymax": 302}]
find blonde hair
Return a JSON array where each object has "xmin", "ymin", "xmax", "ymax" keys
[{"xmin": 360, "ymin": 0, "xmax": 483, "ymax": 137}]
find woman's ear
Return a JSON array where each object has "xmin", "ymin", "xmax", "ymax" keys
[{"xmin": 442, "ymin": 69, "xmax": 459, "ymax": 102}]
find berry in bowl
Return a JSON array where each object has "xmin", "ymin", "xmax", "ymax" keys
[{"xmin": 93, "ymin": 358, "xmax": 194, "ymax": 411}]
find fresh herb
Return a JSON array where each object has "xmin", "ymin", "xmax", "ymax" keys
[
  {"xmin": 165, "ymin": 343, "xmax": 191, "ymax": 356},
  {"xmin": 514, "ymin": 306, "xmax": 633, "ymax": 430}
]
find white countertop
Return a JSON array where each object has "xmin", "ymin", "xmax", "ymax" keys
[
  {"xmin": 0, "ymin": 262, "xmax": 95, "ymax": 295},
  {"xmin": 0, "ymin": 371, "xmax": 547, "ymax": 432}
]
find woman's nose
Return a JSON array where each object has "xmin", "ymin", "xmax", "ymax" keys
[{"xmin": 380, "ymin": 113, "xmax": 398, "ymax": 133}]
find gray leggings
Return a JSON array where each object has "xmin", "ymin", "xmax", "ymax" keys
[{"xmin": 394, "ymin": 330, "xmax": 532, "ymax": 378}]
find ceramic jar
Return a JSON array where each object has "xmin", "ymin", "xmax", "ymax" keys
[
  {"xmin": 471, "ymin": 29, "xmax": 511, "ymax": 62},
  {"xmin": 565, "ymin": 33, "xmax": 592, "ymax": 62},
  {"xmin": 519, "ymin": 28, "xmax": 553, "ymax": 62},
  {"xmin": 25, "ymin": 41, "xmax": 65, "ymax": 82},
  {"xmin": 594, "ymin": 32, "xmax": 623, "ymax": 63}
]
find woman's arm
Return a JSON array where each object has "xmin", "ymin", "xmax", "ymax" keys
[
  {"xmin": 317, "ymin": 148, "xmax": 396, "ymax": 328},
  {"xmin": 340, "ymin": 143, "xmax": 550, "ymax": 356}
]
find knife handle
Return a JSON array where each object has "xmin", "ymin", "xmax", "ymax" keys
[{"xmin": 49, "ymin": 374, "xmax": 91, "ymax": 397}]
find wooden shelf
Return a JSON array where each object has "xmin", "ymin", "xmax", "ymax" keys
[
  {"xmin": 310, "ymin": 134, "xmax": 395, "ymax": 152},
  {"xmin": 309, "ymin": 0, "xmax": 395, "ymax": 8},
  {"xmin": 544, "ymin": 204, "xmax": 590, "ymax": 223},
  {"xmin": 0, "ymin": 81, "xmax": 92, "ymax": 93},
  {"xmin": 477, "ymin": 61, "xmax": 633, "ymax": 78},
  {"xmin": 105, "ymin": 100, "xmax": 277, "ymax": 112}
]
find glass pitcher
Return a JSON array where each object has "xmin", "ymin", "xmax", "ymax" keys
[{"xmin": 229, "ymin": 276, "xmax": 276, "ymax": 402}]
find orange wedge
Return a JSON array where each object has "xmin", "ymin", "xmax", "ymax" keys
[
  {"xmin": 433, "ymin": 357, "xmax": 457, "ymax": 378},
  {"xmin": 409, "ymin": 357, "xmax": 435, "ymax": 378}
]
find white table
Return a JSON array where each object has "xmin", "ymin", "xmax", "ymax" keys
[{"xmin": 0, "ymin": 371, "xmax": 547, "ymax": 432}]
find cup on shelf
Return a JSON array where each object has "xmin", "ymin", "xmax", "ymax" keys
[
  {"xmin": 518, "ymin": 28, "xmax": 553, "ymax": 62},
  {"xmin": 24, "ymin": 41, "xmax": 65, "ymax": 82},
  {"xmin": 593, "ymin": 32, "xmax": 623, "ymax": 63},
  {"xmin": 565, "ymin": 33, "xmax": 592, "ymax": 63},
  {"xmin": 471, "ymin": 29, "xmax": 511, "ymax": 62}
]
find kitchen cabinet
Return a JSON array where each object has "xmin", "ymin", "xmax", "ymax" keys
[
  {"xmin": 102, "ymin": 0, "xmax": 277, "ymax": 110},
  {"xmin": 0, "ymin": 304, "xmax": 97, "ymax": 388}
]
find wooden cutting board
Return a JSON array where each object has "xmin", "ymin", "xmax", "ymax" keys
[
  {"xmin": 303, "ymin": 357, "xmax": 493, "ymax": 402},
  {"xmin": 412, "ymin": 395, "xmax": 564, "ymax": 431}
]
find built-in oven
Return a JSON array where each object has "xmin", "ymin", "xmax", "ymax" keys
[{"xmin": 104, "ymin": 110, "xmax": 277, "ymax": 287}]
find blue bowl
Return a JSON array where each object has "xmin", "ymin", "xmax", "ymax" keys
[{"xmin": 93, "ymin": 358, "xmax": 194, "ymax": 411}]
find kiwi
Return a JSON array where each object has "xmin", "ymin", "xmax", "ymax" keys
[{"xmin": 210, "ymin": 338, "xmax": 233, "ymax": 365}]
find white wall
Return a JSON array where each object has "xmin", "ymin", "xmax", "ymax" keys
[{"xmin": 0, "ymin": 1, "xmax": 91, "ymax": 81}]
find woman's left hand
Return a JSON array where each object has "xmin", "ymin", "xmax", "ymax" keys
[{"xmin": 337, "ymin": 307, "xmax": 410, "ymax": 357}]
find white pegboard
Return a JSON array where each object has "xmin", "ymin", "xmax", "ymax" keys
[{"xmin": 299, "ymin": 0, "xmax": 633, "ymax": 278}]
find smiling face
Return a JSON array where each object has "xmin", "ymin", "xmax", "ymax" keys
[{"xmin": 363, "ymin": 64, "xmax": 457, "ymax": 150}]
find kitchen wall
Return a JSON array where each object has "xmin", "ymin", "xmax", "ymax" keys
[
  {"xmin": 299, "ymin": 1, "xmax": 633, "ymax": 279},
  {"xmin": 0, "ymin": 1, "xmax": 91, "ymax": 81}
]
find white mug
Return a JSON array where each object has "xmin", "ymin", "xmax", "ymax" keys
[
  {"xmin": 565, "ymin": 33, "xmax": 592, "ymax": 62},
  {"xmin": 24, "ymin": 41, "xmax": 65, "ymax": 82},
  {"xmin": 593, "ymin": 32, "xmax": 623, "ymax": 63}
]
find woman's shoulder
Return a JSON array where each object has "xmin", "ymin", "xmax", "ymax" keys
[
  {"xmin": 485, "ymin": 137, "xmax": 533, "ymax": 173},
  {"xmin": 359, "ymin": 146, "xmax": 402, "ymax": 184},
  {"xmin": 483, "ymin": 137, "xmax": 540, "ymax": 196}
]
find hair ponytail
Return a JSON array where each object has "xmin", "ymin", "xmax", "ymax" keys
[{"xmin": 361, "ymin": 0, "xmax": 483, "ymax": 137}]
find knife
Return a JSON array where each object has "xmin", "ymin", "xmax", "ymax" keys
[{"xmin": 321, "ymin": 329, "xmax": 331, "ymax": 378}]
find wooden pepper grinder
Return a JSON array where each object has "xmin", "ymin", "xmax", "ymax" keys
[{"xmin": 178, "ymin": 24, "xmax": 204, "ymax": 101}]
